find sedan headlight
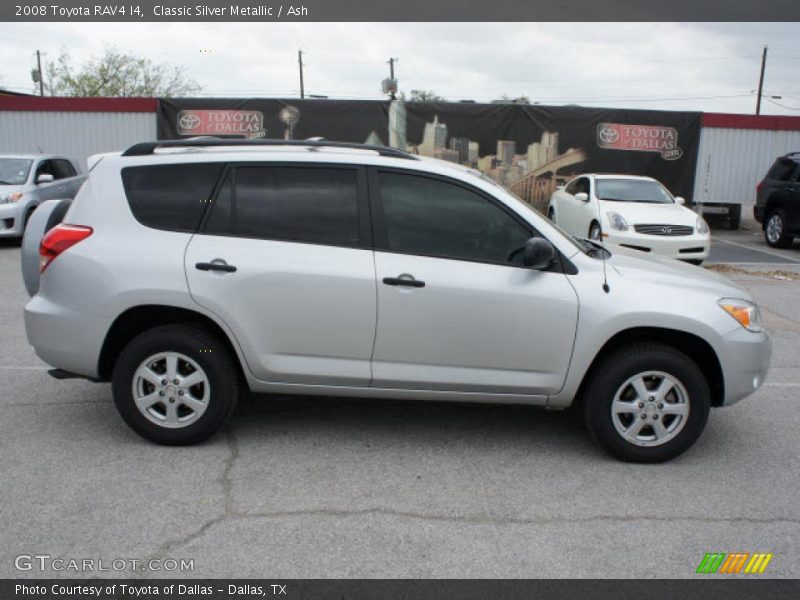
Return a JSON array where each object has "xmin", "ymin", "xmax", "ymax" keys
[
  {"xmin": 696, "ymin": 216, "xmax": 709, "ymax": 234},
  {"xmin": 0, "ymin": 192, "xmax": 24, "ymax": 204},
  {"xmin": 718, "ymin": 298, "xmax": 763, "ymax": 332},
  {"xmin": 606, "ymin": 211, "xmax": 630, "ymax": 231}
]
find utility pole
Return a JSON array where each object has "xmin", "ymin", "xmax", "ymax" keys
[
  {"xmin": 756, "ymin": 46, "xmax": 767, "ymax": 115},
  {"xmin": 388, "ymin": 57, "xmax": 398, "ymax": 100},
  {"xmin": 36, "ymin": 50, "xmax": 44, "ymax": 96},
  {"xmin": 298, "ymin": 50, "xmax": 305, "ymax": 99}
]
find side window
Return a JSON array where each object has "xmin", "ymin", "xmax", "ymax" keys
[
  {"xmin": 565, "ymin": 179, "xmax": 578, "ymax": 195},
  {"xmin": 205, "ymin": 166, "xmax": 360, "ymax": 246},
  {"xmin": 53, "ymin": 159, "xmax": 77, "ymax": 178},
  {"xmin": 35, "ymin": 160, "xmax": 56, "ymax": 181},
  {"xmin": 121, "ymin": 163, "xmax": 224, "ymax": 233},
  {"xmin": 378, "ymin": 171, "xmax": 531, "ymax": 265},
  {"xmin": 575, "ymin": 177, "xmax": 590, "ymax": 196}
]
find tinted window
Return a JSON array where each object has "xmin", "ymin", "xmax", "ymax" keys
[
  {"xmin": 122, "ymin": 163, "xmax": 224, "ymax": 233},
  {"xmin": 378, "ymin": 171, "xmax": 531, "ymax": 264},
  {"xmin": 35, "ymin": 160, "xmax": 56, "ymax": 180},
  {"xmin": 205, "ymin": 166, "xmax": 360, "ymax": 246},
  {"xmin": 54, "ymin": 159, "xmax": 77, "ymax": 178},
  {"xmin": 767, "ymin": 158, "xmax": 797, "ymax": 182}
]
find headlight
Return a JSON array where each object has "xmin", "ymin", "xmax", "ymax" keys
[
  {"xmin": 606, "ymin": 211, "xmax": 629, "ymax": 231},
  {"xmin": 696, "ymin": 216, "xmax": 709, "ymax": 234},
  {"xmin": 0, "ymin": 192, "xmax": 23, "ymax": 204},
  {"xmin": 718, "ymin": 298, "xmax": 763, "ymax": 332}
]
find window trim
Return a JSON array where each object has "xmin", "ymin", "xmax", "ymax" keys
[
  {"xmin": 197, "ymin": 161, "xmax": 372, "ymax": 250},
  {"xmin": 368, "ymin": 166, "xmax": 571, "ymax": 273}
]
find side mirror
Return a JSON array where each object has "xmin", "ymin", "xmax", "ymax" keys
[
  {"xmin": 522, "ymin": 237, "xmax": 556, "ymax": 270},
  {"xmin": 675, "ymin": 196, "xmax": 686, "ymax": 205},
  {"xmin": 36, "ymin": 173, "xmax": 54, "ymax": 184},
  {"xmin": 574, "ymin": 192, "xmax": 589, "ymax": 202}
]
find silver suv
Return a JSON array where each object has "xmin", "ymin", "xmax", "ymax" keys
[{"xmin": 23, "ymin": 139, "xmax": 772, "ymax": 462}]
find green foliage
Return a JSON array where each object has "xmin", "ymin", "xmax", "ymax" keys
[{"xmin": 43, "ymin": 48, "xmax": 201, "ymax": 97}]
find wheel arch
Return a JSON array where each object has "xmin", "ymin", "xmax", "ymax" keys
[
  {"xmin": 575, "ymin": 326, "xmax": 724, "ymax": 408},
  {"xmin": 97, "ymin": 305, "xmax": 247, "ymax": 385}
]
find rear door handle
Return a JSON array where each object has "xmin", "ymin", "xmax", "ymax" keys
[
  {"xmin": 196, "ymin": 261, "xmax": 237, "ymax": 273},
  {"xmin": 382, "ymin": 276, "xmax": 425, "ymax": 288}
]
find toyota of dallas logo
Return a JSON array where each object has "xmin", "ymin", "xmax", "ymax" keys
[{"xmin": 176, "ymin": 110, "xmax": 266, "ymax": 138}]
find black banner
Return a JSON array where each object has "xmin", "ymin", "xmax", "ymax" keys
[
  {"xmin": 158, "ymin": 98, "xmax": 702, "ymax": 209},
  {"xmin": 4, "ymin": 579, "xmax": 800, "ymax": 600}
]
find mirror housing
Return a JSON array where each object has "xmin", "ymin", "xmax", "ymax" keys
[
  {"xmin": 522, "ymin": 237, "xmax": 556, "ymax": 270},
  {"xmin": 675, "ymin": 196, "xmax": 686, "ymax": 205},
  {"xmin": 36, "ymin": 173, "xmax": 54, "ymax": 184},
  {"xmin": 574, "ymin": 192, "xmax": 589, "ymax": 202}
]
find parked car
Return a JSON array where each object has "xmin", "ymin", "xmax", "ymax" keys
[
  {"xmin": 754, "ymin": 152, "xmax": 800, "ymax": 248},
  {"xmin": 547, "ymin": 174, "xmax": 710, "ymax": 265},
  {"xmin": 0, "ymin": 155, "xmax": 85, "ymax": 239},
  {"xmin": 23, "ymin": 139, "xmax": 771, "ymax": 462}
]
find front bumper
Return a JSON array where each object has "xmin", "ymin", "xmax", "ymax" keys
[
  {"xmin": 717, "ymin": 326, "xmax": 772, "ymax": 406},
  {"xmin": 0, "ymin": 202, "xmax": 25, "ymax": 237},
  {"xmin": 605, "ymin": 229, "xmax": 710, "ymax": 261}
]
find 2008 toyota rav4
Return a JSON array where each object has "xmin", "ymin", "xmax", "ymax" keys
[{"xmin": 23, "ymin": 139, "xmax": 772, "ymax": 462}]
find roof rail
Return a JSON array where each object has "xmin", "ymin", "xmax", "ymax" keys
[{"xmin": 121, "ymin": 138, "xmax": 418, "ymax": 160}]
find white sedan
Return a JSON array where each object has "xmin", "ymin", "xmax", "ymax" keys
[{"xmin": 547, "ymin": 174, "xmax": 710, "ymax": 264}]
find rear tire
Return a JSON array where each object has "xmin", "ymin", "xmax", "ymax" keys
[
  {"xmin": 764, "ymin": 209, "xmax": 793, "ymax": 248},
  {"xmin": 112, "ymin": 324, "xmax": 240, "ymax": 445},
  {"xmin": 582, "ymin": 343, "xmax": 711, "ymax": 463}
]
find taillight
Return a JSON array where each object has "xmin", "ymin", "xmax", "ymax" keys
[
  {"xmin": 39, "ymin": 224, "xmax": 93, "ymax": 272},
  {"xmin": 756, "ymin": 181, "xmax": 763, "ymax": 194}
]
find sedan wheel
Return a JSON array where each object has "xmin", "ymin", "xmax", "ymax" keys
[{"xmin": 589, "ymin": 222, "xmax": 602, "ymax": 241}]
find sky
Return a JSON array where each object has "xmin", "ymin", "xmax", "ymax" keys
[{"xmin": 2, "ymin": 22, "xmax": 799, "ymax": 114}]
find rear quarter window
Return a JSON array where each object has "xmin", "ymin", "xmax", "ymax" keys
[
  {"xmin": 766, "ymin": 158, "xmax": 798, "ymax": 182},
  {"xmin": 121, "ymin": 163, "xmax": 224, "ymax": 233}
]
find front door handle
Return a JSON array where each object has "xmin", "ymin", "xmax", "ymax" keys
[
  {"xmin": 196, "ymin": 261, "xmax": 237, "ymax": 273},
  {"xmin": 382, "ymin": 276, "xmax": 425, "ymax": 288}
]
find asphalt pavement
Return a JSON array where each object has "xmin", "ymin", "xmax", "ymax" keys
[{"xmin": 0, "ymin": 227, "xmax": 798, "ymax": 579}]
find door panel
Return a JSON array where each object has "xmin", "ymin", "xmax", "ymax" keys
[
  {"xmin": 372, "ymin": 252, "xmax": 579, "ymax": 394},
  {"xmin": 186, "ymin": 236, "xmax": 377, "ymax": 385}
]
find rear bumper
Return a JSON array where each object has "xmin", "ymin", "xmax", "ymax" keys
[
  {"xmin": 753, "ymin": 205, "xmax": 765, "ymax": 224},
  {"xmin": 717, "ymin": 326, "xmax": 772, "ymax": 406},
  {"xmin": 24, "ymin": 294, "xmax": 110, "ymax": 378}
]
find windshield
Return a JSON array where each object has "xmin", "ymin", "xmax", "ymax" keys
[
  {"xmin": 596, "ymin": 178, "xmax": 675, "ymax": 204},
  {"xmin": 0, "ymin": 159, "xmax": 33, "ymax": 185}
]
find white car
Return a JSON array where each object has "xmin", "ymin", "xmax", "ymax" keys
[{"xmin": 547, "ymin": 174, "xmax": 710, "ymax": 264}]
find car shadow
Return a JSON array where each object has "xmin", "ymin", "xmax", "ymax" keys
[{"xmin": 226, "ymin": 392, "xmax": 594, "ymax": 457}]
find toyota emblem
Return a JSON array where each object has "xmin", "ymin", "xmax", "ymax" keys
[{"xmin": 179, "ymin": 113, "xmax": 201, "ymax": 131}]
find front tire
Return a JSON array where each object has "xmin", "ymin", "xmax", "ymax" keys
[
  {"xmin": 112, "ymin": 324, "xmax": 240, "ymax": 445},
  {"xmin": 589, "ymin": 222, "xmax": 602, "ymax": 241},
  {"xmin": 764, "ymin": 209, "xmax": 793, "ymax": 248},
  {"xmin": 582, "ymin": 343, "xmax": 710, "ymax": 463}
]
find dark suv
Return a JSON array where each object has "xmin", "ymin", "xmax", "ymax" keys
[{"xmin": 755, "ymin": 152, "xmax": 800, "ymax": 248}]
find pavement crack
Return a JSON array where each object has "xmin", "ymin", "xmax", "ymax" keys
[{"xmin": 134, "ymin": 427, "xmax": 239, "ymax": 577}]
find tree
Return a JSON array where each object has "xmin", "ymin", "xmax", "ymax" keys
[
  {"xmin": 43, "ymin": 48, "xmax": 201, "ymax": 97},
  {"xmin": 403, "ymin": 89, "xmax": 446, "ymax": 102},
  {"xmin": 492, "ymin": 94, "xmax": 532, "ymax": 105}
]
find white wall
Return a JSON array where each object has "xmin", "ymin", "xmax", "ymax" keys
[
  {"xmin": 0, "ymin": 111, "xmax": 157, "ymax": 171},
  {"xmin": 693, "ymin": 127, "xmax": 800, "ymax": 207}
]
